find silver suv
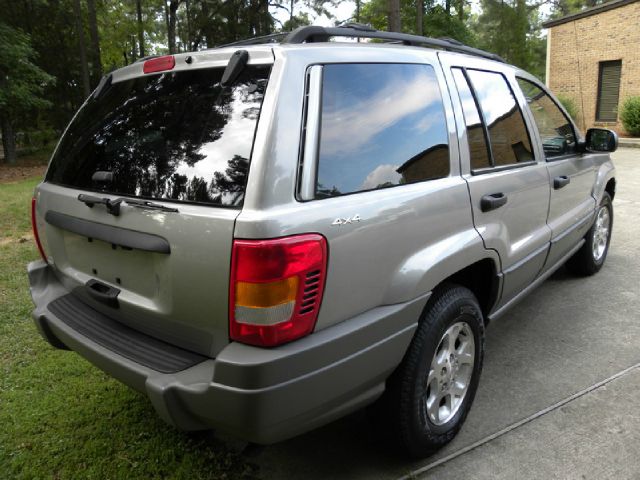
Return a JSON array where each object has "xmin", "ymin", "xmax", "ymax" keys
[{"xmin": 28, "ymin": 25, "xmax": 617, "ymax": 457}]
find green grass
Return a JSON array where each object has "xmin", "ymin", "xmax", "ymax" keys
[{"xmin": 0, "ymin": 178, "xmax": 256, "ymax": 479}]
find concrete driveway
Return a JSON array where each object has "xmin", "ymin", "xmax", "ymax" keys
[{"xmin": 249, "ymin": 148, "xmax": 640, "ymax": 479}]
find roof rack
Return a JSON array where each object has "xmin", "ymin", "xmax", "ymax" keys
[
  {"xmin": 218, "ymin": 32, "xmax": 289, "ymax": 48},
  {"xmin": 282, "ymin": 24, "xmax": 505, "ymax": 63}
]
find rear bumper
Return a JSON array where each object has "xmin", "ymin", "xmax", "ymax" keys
[{"xmin": 28, "ymin": 260, "xmax": 427, "ymax": 444}]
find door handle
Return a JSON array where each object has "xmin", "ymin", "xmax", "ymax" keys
[
  {"xmin": 553, "ymin": 175, "xmax": 571, "ymax": 189},
  {"xmin": 480, "ymin": 193, "xmax": 508, "ymax": 212}
]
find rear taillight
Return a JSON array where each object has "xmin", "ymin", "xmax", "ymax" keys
[
  {"xmin": 31, "ymin": 197, "xmax": 47, "ymax": 262},
  {"xmin": 229, "ymin": 234, "xmax": 328, "ymax": 347},
  {"xmin": 143, "ymin": 55, "xmax": 175, "ymax": 74}
]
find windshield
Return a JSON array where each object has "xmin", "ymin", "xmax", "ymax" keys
[{"xmin": 46, "ymin": 65, "xmax": 271, "ymax": 207}]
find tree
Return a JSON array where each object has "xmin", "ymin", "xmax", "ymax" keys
[
  {"xmin": 72, "ymin": 0, "xmax": 91, "ymax": 98},
  {"xmin": 361, "ymin": 0, "xmax": 475, "ymax": 44},
  {"xmin": 416, "ymin": 0, "xmax": 423, "ymax": 34},
  {"xmin": 87, "ymin": 0, "xmax": 102, "ymax": 81},
  {"xmin": 388, "ymin": 0, "xmax": 401, "ymax": 31},
  {"xmin": 136, "ymin": 0, "xmax": 145, "ymax": 57},
  {"xmin": 165, "ymin": 0, "xmax": 183, "ymax": 54},
  {"xmin": 472, "ymin": 0, "xmax": 546, "ymax": 79},
  {"xmin": 0, "ymin": 23, "xmax": 53, "ymax": 164}
]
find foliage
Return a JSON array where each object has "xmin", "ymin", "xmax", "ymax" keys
[
  {"xmin": 472, "ymin": 0, "xmax": 546, "ymax": 79},
  {"xmin": 620, "ymin": 97, "xmax": 640, "ymax": 136},
  {"xmin": 360, "ymin": 0, "xmax": 475, "ymax": 44},
  {"xmin": 0, "ymin": 22, "xmax": 54, "ymax": 163},
  {"xmin": 557, "ymin": 94, "xmax": 580, "ymax": 121},
  {"xmin": 0, "ymin": 24, "xmax": 53, "ymax": 117}
]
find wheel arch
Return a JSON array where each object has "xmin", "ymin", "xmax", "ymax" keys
[{"xmin": 383, "ymin": 230, "xmax": 501, "ymax": 324}]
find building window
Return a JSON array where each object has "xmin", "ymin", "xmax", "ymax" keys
[{"xmin": 596, "ymin": 60, "xmax": 622, "ymax": 122}]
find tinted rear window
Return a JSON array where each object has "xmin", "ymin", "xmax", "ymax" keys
[
  {"xmin": 46, "ymin": 65, "xmax": 270, "ymax": 207},
  {"xmin": 315, "ymin": 63, "xmax": 449, "ymax": 198}
]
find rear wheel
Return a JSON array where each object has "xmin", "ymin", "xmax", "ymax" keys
[
  {"xmin": 566, "ymin": 192, "xmax": 613, "ymax": 276},
  {"xmin": 385, "ymin": 285, "xmax": 485, "ymax": 458}
]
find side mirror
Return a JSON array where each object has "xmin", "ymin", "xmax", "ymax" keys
[{"xmin": 585, "ymin": 128, "xmax": 618, "ymax": 153}]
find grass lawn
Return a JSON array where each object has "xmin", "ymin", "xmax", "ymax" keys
[{"xmin": 0, "ymin": 177, "xmax": 256, "ymax": 479}]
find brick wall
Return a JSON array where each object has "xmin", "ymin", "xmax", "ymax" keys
[{"xmin": 547, "ymin": 1, "xmax": 640, "ymax": 135}]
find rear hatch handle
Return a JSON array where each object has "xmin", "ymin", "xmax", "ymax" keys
[
  {"xmin": 85, "ymin": 279, "xmax": 120, "ymax": 308},
  {"xmin": 77, "ymin": 194, "xmax": 179, "ymax": 216}
]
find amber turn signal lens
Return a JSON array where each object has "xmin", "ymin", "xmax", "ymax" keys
[{"xmin": 235, "ymin": 277, "xmax": 298, "ymax": 308}]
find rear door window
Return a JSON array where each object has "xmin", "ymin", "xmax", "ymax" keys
[
  {"xmin": 315, "ymin": 63, "xmax": 450, "ymax": 198},
  {"xmin": 46, "ymin": 65, "xmax": 270, "ymax": 207},
  {"xmin": 466, "ymin": 69, "xmax": 534, "ymax": 167}
]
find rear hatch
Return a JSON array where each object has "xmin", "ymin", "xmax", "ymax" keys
[{"xmin": 34, "ymin": 56, "xmax": 272, "ymax": 357}]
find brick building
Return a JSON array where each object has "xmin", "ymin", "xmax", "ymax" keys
[{"xmin": 543, "ymin": 0, "xmax": 640, "ymax": 135}]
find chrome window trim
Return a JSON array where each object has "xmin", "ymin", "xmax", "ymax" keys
[{"xmin": 299, "ymin": 65, "xmax": 323, "ymax": 201}]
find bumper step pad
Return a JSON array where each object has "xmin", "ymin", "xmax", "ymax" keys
[{"xmin": 48, "ymin": 294, "xmax": 206, "ymax": 373}]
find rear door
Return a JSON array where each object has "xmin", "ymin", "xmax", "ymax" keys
[
  {"xmin": 34, "ymin": 57, "xmax": 272, "ymax": 357},
  {"xmin": 441, "ymin": 54, "xmax": 552, "ymax": 307},
  {"xmin": 515, "ymin": 77, "xmax": 596, "ymax": 270}
]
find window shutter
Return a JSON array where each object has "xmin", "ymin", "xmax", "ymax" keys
[{"xmin": 597, "ymin": 61, "xmax": 622, "ymax": 122}]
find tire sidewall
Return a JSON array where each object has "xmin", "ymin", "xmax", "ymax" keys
[
  {"xmin": 401, "ymin": 287, "xmax": 485, "ymax": 453},
  {"xmin": 589, "ymin": 193, "xmax": 613, "ymax": 268}
]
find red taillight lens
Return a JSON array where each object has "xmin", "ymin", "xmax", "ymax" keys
[
  {"xmin": 31, "ymin": 197, "xmax": 47, "ymax": 262},
  {"xmin": 143, "ymin": 55, "xmax": 175, "ymax": 74},
  {"xmin": 229, "ymin": 234, "xmax": 328, "ymax": 347}
]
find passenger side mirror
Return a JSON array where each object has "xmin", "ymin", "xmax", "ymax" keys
[{"xmin": 585, "ymin": 128, "xmax": 618, "ymax": 153}]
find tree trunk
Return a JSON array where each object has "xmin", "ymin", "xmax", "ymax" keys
[
  {"xmin": 1, "ymin": 115, "xmax": 17, "ymax": 165},
  {"xmin": 416, "ymin": 0, "xmax": 423, "ymax": 35},
  {"xmin": 136, "ymin": 0, "xmax": 145, "ymax": 57},
  {"xmin": 73, "ymin": 0, "xmax": 91, "ymax": 98},
  {"xmin": 446, "ymin": 0, "xmax": 451, "ymax": 15},
  {"xmin": 388, "ymin": 0, "xmax": 401, "ymax": 32},
  {"xmin": 168, "ymin": 1, "xmax": 181, "ymax": 54},
  {"xmin": 457, "ymin": 0, "xmax": 464, "ymax": 20},
  {"xmin": 185, "ymin": 0, "xmax": 192, "ymax": 51},
  {"xmin": 258, "ymin": 0, "xmax": 270, "ymax": 35},
  {"xmin": 290, "ymin": 0, "xmax": 294, "ymax": 23},
  {"xmin": 87, "ymin": 0, "xmax": 102, "ymax": 82}
]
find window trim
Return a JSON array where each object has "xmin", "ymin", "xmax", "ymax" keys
[
  {"xmin": 515, "ymin": 76, "xmax": 579, "ymax": 163},
  {"xmin": 453, "ymin": 67, "xmax": 495, "ymax": 169},
  {"xmin": 463, "ymin": 68, "xmax": 536, "ymax": 174},
  {"xmin": 471, "ymin": 160, "xmax": 537, "ymax": 176},
  {"xmin": 299, "ymin": 61, "xmax": 452, "ymax": 202}
]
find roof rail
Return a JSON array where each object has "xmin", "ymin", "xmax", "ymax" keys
[
  {"xmin": 283, "ymin": 25, "xmax": 505, "ymax": 63},
  {"xmin": 217, "ymin": 32, "xmax": 289, "ymax": 48}
]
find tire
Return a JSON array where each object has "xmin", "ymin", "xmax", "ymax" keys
[
  {"xmin": 385, "ymin": 284, "xmax": 485, "ymax": 458},
  {"xmin": 566, "ymin": 192, "xmax": 613, "ymax": 276}
]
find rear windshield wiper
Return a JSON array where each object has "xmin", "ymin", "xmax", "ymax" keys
[
  {"xmin": 77, "ymin": 194, "xmax": 178, "ymax": 216},
  {"xmin": 123, "ymin": 198, "xmax": 179, "ymax": 213}
]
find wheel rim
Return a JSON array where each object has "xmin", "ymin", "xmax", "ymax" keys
[
  {"xmin": 592, "ymin": 206, "xmax": 610, "ymax": 262},
  {"xmin": 423, "ymin": 321, "xmax": 475, "ymax": 426}
]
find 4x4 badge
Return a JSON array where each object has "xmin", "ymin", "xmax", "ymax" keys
[{"xmin": 332, "ymin": 214, "xmax": 361, "ymax": 226}]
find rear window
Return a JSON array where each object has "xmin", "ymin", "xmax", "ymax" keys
[
  {"xmin": 315, "ymin": 63, "xmax": 450, "ymax": 198},
  {"xmin": 46, "ymin": 65, "xmax": 270, "ymax": 207}
]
